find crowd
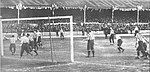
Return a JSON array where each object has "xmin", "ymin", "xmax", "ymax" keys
[
  {"xmin": 1, "ymin": 8, "xmax": 150, "ymax": 23},
  {"xmin": 1, "ymin": 8, "xmax": 150, "ymax": 34},
  {"xmin": 2, "ymin": 20, "xmax": 150, "ymax": 34}
]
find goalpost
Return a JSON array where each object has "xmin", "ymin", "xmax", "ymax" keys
[{"xmin": 0, "ymin": 16, "xmax": 74, "ymax": 62}]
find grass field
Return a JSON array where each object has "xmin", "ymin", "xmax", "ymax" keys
[{"xmin": 1, "ymin": 35, "xmax": 150, "ymax": 72}]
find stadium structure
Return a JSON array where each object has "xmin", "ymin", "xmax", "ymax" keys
[{"xmin": 0, "ymin": 0, "xmax": 150, "ymax": 72}]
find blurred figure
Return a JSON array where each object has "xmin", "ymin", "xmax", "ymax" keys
[
  {"xmin": 83, "ymin": 29, "xmax": 95, "ymax": 57},
  {"xmin": 103, "ymin": 24, "xmax": 109, "ymax": 39},
  {"xmin": 142, "ymin": 42, "xmax": 150, "ymax": 59},
  {"xmin": 81, "ymin": 23, "xmax": 85, "ymax": 36},
  {"xmin": 19, "ymin": 33, "xmax": 33, "ymax": 58},
  {"xmin": 21, "ymin": 30, "xmax": 25, "ymax": 37},
  {"xmin": 134, "ymin": 26, "xmax": 139, "ymax": 36},
  {"xmin": 33, "ymin": 30, "xmax": 37, "ymax": 47},
  {"xmin": 54, "ymin": 25, "xmax": 59, "ymax": 36},
  {"xmin": 60, "ymin": 28, "xmax": 64, "ymax": 39},
  {"xmin": 129, "ymin": 24, "xmax": 134, "ymax": 34},
  {"xmin": 109, "ymin": 27, "xmax": 115, "ymax": 45},
  {"xmin": 115, "ymin": 35, "xmax": 125, "ymax": 53},
  {"xmin": 36, "ymin": 30, "xmax": 43, "ymax": 48},
  {"xmin": 27, "ymin": 33, "xmax": 38, "ymax": 56},
  {"xmin": 5, "ymin": 35, "xmax": 17, "ymax": 55},
  {"xmin": 135, "ymin": 31, "xmax": 149, "ymax": 59}
]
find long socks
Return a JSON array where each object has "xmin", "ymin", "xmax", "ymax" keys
[{"xmin": 87, "ymin": 51, "xmax": 95, "ymax": 57}]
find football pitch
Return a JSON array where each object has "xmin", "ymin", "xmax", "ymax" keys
[{"xmin": 1, "ymin": 36, "xmax": 150, "ymax": 72}]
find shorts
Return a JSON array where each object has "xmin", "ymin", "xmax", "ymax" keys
[
  {"xmin": 137, "ymin": 41, "xmax": 144, "ymax": 51},
  {"xmin": 21, "ymin": 43, "xmax": 30, "ymax": 53},
  {"xmin": 110, "ymin": 34, "xmax": 115, "ymax": 39},
  {"xmin": 29, "ymin": 41, "xmax": 34, "ymax": 48},
  {"xmin": 87, "ymin": 40, "xmax": 94, "ymax": 51},
  {"xmin": 9, "ymin": 43, "xmax": 16, "ymax": 49},
  {"xmin": 137, "ymin": 46, "xmax": 144, "ymax": 51}
]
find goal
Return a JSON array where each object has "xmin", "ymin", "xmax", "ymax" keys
[{"xmin": 0, "ymin": 16, "xmax": 74, "ymax": 62}]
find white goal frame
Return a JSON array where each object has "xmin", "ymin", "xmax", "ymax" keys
[{"xmin": 0, "ymin": 16, "xmax": 74, "ymax": 62}]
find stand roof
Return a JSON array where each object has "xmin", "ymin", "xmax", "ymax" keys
[{"xmin": 1, "ymin": 0, "xmax": 150, "ymax": 9}]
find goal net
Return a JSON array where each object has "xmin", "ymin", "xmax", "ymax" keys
[{"xmin": 0, "ymin": 16, "xmax": 74, "ymax": 62}]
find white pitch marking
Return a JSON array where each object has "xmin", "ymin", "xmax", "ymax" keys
[
  {"xmin": 2, "ymin": 60, "xmax": 149, "ymax": 72},
  {"xmin": 33, "ymin": 61, "xmax": 150, "ymax": 70},
  {"xmin": 2, "ymin": 56, "xmax": 55, "ymax": 62},
  {"xmin": 34, "ymin": 62, "xmax": 76, "ymax": 69},
  {"xmin": 2, "ymin": 52, "xmax": 87, "ymax": 61},
  {"xmin": 75, "ymin": 61, "xmax": 150, "ymax": 69},
  {"xmin": 3, "ymin": 62, "xmax": 77, "ymax": 72},
  {"xmin": 75, "ymin": 52, "xmax": 87, "ymax": 56}
]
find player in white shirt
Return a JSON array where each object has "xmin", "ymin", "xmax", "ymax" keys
[
  {"xmin": 27, "ymin": 33, "xmax": 38, "ymax": 56},
  {"xmin": 83, "ymin": 29, "xmax": 95, "ymax": 57},
  {"xmin": 5, "ymin": 35, "xmax": 17, "ymax": 55},
  {"xmin": 36, "ymin": 30, "xmax": 43, "ymax": 48},
  {"xmin": 60, "ymin": 28, "xmax": 64, "ymax": 39},
  {"xmin": 109, "ymin": 27, "xmax": 115, "ymax": 45},
  {"xmin": 19, "ymin": 33, "xmax": 33, "ymax": 58},
  {"xmin": 134, "ymin": 26, "xmax": 139, "ymax": 36}
]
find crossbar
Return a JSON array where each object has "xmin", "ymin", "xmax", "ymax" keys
[{"xmin": 1, "ymin": 16, "xmax": 72, "ymax": 21}]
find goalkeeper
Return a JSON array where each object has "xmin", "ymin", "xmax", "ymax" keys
[{"xmin": 135, "ymin": 31, "xmax": 149, "ymax": 59}]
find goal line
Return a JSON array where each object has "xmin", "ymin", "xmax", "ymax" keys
[{"xmin": 0, "ymin": 16, "xmax": 74, "ymax": 62}]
